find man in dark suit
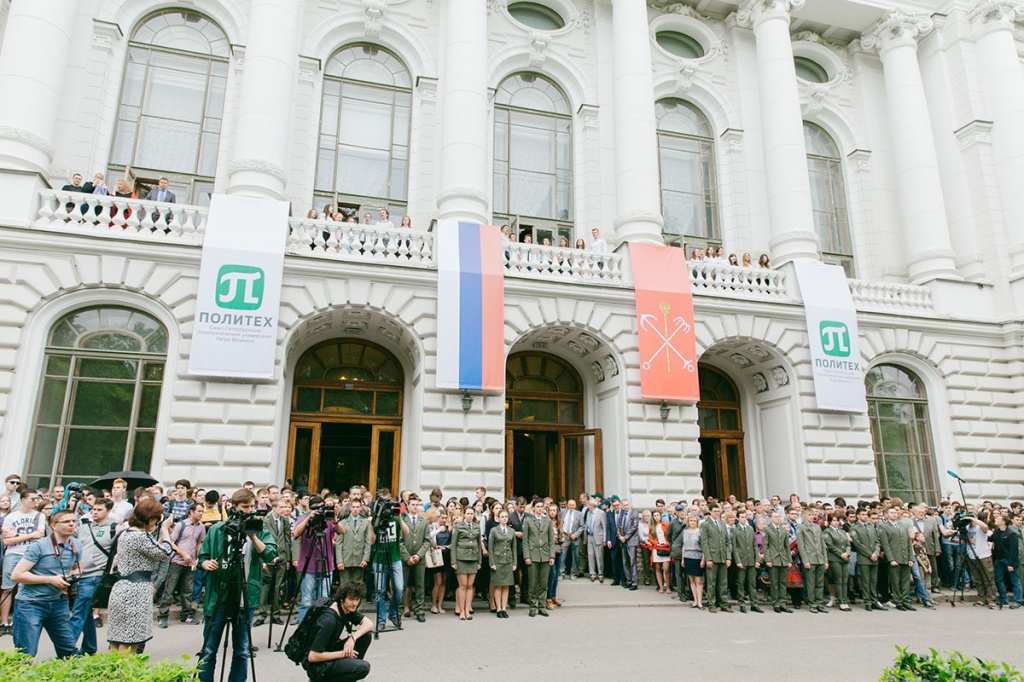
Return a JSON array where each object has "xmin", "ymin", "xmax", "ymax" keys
[
  {"xmin": 605, "ymin": 497, "xmax": 625, "ymax": 586},
  {"xmin": 144, "ymin": 177, "xmax": 176, "ymax": 224},
  {"xmin": 668, "ymin": 504, "xmax": 689, "ymax": 601},
  {"xmin": 701, "ymin": 503, "xmax": 732, "ymax": 612},
  {"xmin": 255, "ymin": 498, "xmax": 292, "ymax": 626},
  {"xmin": 400, "ymin": 494, "xmax": 431, "ymax": 622}
]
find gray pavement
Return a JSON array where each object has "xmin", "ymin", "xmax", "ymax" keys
[{"xmin": 4, "ymin": 579, "xmax": 1024, "ymax": 680}]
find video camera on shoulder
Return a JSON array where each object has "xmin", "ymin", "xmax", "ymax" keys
[
  {"xmin": 372, "ymin": 496, "xmax": 402, "ymax": 530},
  {"xmin": 226, "ymin": 507, "xmax": 267, "ymax": 535},
  {"xmin": 309, "ymin": 500, "xmax": 336, "ymax": 523}
]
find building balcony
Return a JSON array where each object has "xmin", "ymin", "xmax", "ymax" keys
[{"xmin": 31, "ymin": 189, "xmax": 934, "ymax": 315}]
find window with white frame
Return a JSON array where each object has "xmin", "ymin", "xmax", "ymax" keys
[
  {"xmin": 656, "ymin": 99, "xmax": 718, "ymax": 242},
  {"xmin": 804, "ymin": 122, "xmax": 853, "ymax": 275}
]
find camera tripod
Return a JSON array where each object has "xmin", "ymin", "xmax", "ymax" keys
[
  {"xmin": 946, "ymin": 472, "xmax": 996, "ymax": 607},
  {"xmin": 274, "ymin": 518, "xmax": 333, "ymax": 651},
  {"xmin": 200, "ymin": 532, "xmax": 258, "ymax": 682},
  {"xmin": 368, "ymin": 513, "xmax": 403, "ymax": 640}
]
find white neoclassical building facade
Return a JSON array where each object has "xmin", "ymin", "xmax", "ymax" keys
[{"xmin": 0, "ymin": 0, "xmax": 1022, "ymax": 506}]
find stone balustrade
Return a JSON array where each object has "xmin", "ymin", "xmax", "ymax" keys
[
  {"xmin": 688, "ymin": 260, "xmax": 790, "ymax": 300},
  {"xmin": 848, "ymin": 278, "xmax": 934, "ymax": 313},
  {"xmin": 288, "ymin": 218, "xmax": 434, "ymax": 265},
  {"xmin": 502, "ymin": 242, "xmax": 624, "ymax": 284},
  {"xmin": 35, "ymin": 189, "xmax": 206, "ymax": 243}
]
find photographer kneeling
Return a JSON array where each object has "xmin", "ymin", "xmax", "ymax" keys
[
  {"xmin": 197, "ymin": 488, "xmax": 276, "ymax": 682},
  {"xmin": 306, "ymin": 582, "xmax": 373, "ymax": 682}
]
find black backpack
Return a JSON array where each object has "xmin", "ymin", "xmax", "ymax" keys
[{"xmin": 284, "ymin": 597, "xmax": 339, "ymax": 667}]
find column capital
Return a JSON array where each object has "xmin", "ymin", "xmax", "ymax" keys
[
  {"xmin": 860, "ymin": 10, "xmax": 934, "ymax": 57},
  {"xmin": 969, "ymin": 0, "xmax": 1024, "ymax": 36},
  {"xmin": 734, "ymin": 0, "xmax": 806, "ymax": 31}
]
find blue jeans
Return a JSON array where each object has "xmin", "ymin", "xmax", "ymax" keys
[
  {"xmin": 547, "ymin": 552, "xmax": 563, "ymax": 599},
  {"xmin": 68, "ymin": 575, "xmax": 101, "ymax": 654},
  {"xmin": 993, "ymin": 558, "xmax": 1023, "ymax": 605},
  {"xmin": 373, "ymin": 561, "xmax": 404, "ymax": 624},
  {"xmin": 193, "ymin": 567, "xmax": 206, "ymax": 603},
  {"xmin": 910, "ymin": 558, "xmax": 930, "ymax": 605},
  {"xmin": 298, "ymin": 572, "xmax": 331, "ymax": 622},
  {"xmin": 198, "ymin": 605, "xmax": 254, "ymax": 682},
  {"xmin": 13, "ymin": 598, "xmax": 79, "ymax": 658}
]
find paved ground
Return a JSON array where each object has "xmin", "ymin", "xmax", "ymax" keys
[{"xmin": 5, "ymin": 580, "xmax": 1024, "ymax": 680}]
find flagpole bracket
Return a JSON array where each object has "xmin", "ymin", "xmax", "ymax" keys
[
  {"xmin": 462, "ymin": 390, "xmax": 474, "ymax": 413},
  {"xmin": 659, "ymin": 400, "xmax": 670, "ymax": 422}
]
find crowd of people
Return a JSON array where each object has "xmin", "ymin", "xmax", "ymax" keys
[
  {"xmin": 690, "ymin": 245, "xmax": 773, "ymax": 270},
  {"xmin": 2, "ymin": 471, "xmax": 1022, "ymax": 678}
]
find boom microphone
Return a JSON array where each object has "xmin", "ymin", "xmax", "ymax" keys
[{"xmin": 947, "ymin": 470, "xmax": 963, "ymax": 481}]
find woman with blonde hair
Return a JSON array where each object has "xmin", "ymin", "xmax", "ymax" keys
[
  {"xmin": 450, "ymin": 505, "xmax": 486, "ymax": 620},
  {"xmin": 681, "ymin": 514, "xmax": 704, "ymax": 609}
]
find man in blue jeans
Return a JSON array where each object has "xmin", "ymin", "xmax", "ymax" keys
[
  {"xmin": 371, "ymin": 491, "xmax": 405, "ymax": 629},
  {"xmin": 197, "ymin": 488, "xmax": 276, "ymax": 682},
  {"xmin": 292, "ymin": 495, "xmax": 340, "ymax": 624},
  {"xmin": 70, "ymin": 498, "xmax": 118, "ymax": 654},
  {"xmin": 10, "ymin": 509, "xmax": 82, "ymax": 658}
]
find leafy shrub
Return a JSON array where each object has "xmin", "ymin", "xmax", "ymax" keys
[
  {"xmin": 0, "ymin": 650, "xmax": 197, "ymax": 682},
  {"xmin": 880, "ymin": 647, "xmax": 1024, "ymax": 682}
]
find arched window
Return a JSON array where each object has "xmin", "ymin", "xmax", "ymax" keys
[
  {"xmin": 656, "ymin": 99, "xmax": 718, "ymax": 243},
  {"xmin": 494, "ymin": 73, "xmax": 573, "ymax": 245},
  {"xmin": 505, "ymin": 352, "xmax": 582, "ymax": 425},
  {"xmin": 866, "ymin": 364, "xmax": 938, "ymax": 504},
  {"xmin": 315, "ymin": 44, "xmax": 412, "ymax": 222},
  {"xmin": 805, "ymin": 123, "xmax": 853, "ymax": 275},
  {"xmin": 109, "ymin": 11, "xmax": 229, "ymax": 206},
  {"xmin": 27, "ymin": 307, "xmax": 169, "ymax": 488}
]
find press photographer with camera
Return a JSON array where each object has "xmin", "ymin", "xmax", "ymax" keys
[
  {"xmin": 292, "ymin": 494, "xmax": 342, "ymax": 623},
  {"xmin": 305, "ymin": 582, "xmax": 373, "ymax": 682},
  {"xmin": 10, "ymin": 508, "xmax": 82, "ymax": 658},
  {"xmin": 370, "ymin": 488, "xmax": 407, "ymax": 630},
  {"xmin": 197, "ymin": 488, "xmax": 276, "ymax": 682}
]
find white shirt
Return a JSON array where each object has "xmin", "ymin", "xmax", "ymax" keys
[{"xmin": 590, "ymin": 237, "xmax": 608, "ymax": 253}]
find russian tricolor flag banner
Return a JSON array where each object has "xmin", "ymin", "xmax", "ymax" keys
[{"xmin": 435, "ymin": 220, "xmax": 505, "ymax": 391}]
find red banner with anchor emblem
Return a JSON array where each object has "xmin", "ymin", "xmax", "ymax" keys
[{"xmin": 629, "ymin": 243, "xmax": 699, "ymax": 401}]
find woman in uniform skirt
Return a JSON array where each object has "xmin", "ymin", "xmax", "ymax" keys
[
  {"xmin": 824, "ymin": 512, "xmax": 853, "ymax": 611},
  {"xmin": 488, "ymin": 509, "xmax": 517, "ymax": 618},
  {"xmin": 451, "ymin": 506, "xmax": 486, "ymax": 620},
  {"xmin": 485, "ymin": 500, "xmax": 503, "ymax": 612},
  {"xmin": 107, "ymin": 498, "xmax": 174, "ymax": 653}
]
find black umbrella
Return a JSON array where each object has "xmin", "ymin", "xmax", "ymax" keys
[{"xmin": 89, "ymin": 470, "xmax": 159, "ymax": 492}]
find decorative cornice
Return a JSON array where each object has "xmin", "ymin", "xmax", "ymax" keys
[
  {"xmin": 227, "ymin": 158, "xmax": 288, "ymax": 184},
  {"xmin": 720, "ymin": 128, "xmax": 744, "ymax": 151},
  {"xmin": 91, "ymin": 20, "xmax": 123, "ymax": 53},
  {"xmin": 613, "ymin": 210, "xmax": 665, "ymax": 230},
  {"xmin": 954, "ymin": 119, "xmax": 994, "ymax": 149},
  {"xmin": 908, "ymin": 247, "xmax": 956, "ymax": 263},
  {"xmin": 577, "ymin": 103, "xmax": 599, "ymax": 128},
  {"xmin": 436, "ymin": 185, "xmax": 489, "ymax": 205},
  {"xmin": 846, "ymin": 148, "xmax": 872, "ymax": 171},
  {"xmin": 298, "ymin": 56, "xmax": 320, "ymax": 83},
  {"xmin": 860, "ymin": 10, "xmax": 934, "ymax": 57},
  {"xmin": 0, "ymin": 125, "xmax": 55, "ymax": 159},
  {"xmin": 734, "ymin": 0, "xmax": 806, "ymax": 31}
]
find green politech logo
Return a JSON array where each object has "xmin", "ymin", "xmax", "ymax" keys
[
  {"xmin": 216, "ymin": 265, "xmax": 264, "ymax": 310},
  {"xmin": 819, "ymin": 320, "xmax": 851, "ymax": 358}
]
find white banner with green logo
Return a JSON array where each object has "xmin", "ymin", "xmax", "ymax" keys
[
  {"xmin": 793, "ymin": 261, "xmax": 867, "ymax": 413},
  {"xmin": 187, "ymin": 194, "xmax": 289, "ymax": 379}
]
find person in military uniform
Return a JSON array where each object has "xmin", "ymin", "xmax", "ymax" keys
[
  {"xmin": 336, "ymin": 496, "xmax": 374, "ymax": 588},
  {"xmin": 522, "ymin": 498, "xmax": 556, "ymax": 617},
  {"xmin": 796, "ymin": 507, "xmax": 829, "ymax": 613},
  {"xmin": 487, "ymin": 509, "xmax": 517, "ymax": 618},
  {"xmin": 879, "ymin": 506, "xmax": 916, "ymax": 611},
  {"xmin": 850, "ymin": 507, "xmax": 884, "ymax": 611},
  {"xmin": 450, "ymin": 506, "xmax": 485, "ymax": 620},
  {"xmin": 823, "ymin": 512, "xmax": 852, "ymax": 611},
  {"xmin": 763, "ymin": 510, "xmax": 792, "ymax": 613},
  {"xmin": 700, "ymin": 503, "xmax": 732, "ymax": 613},
  {"xmin": 728, "ymin": 509, "xmax": 762, "ymax": 613},
  {"xmin": 400, "ymin": 494, "xmax": 431, "ymax": 623},
  {"xmin": 255, "ymin": 498, "xmax": 293, "ymax": 626}
]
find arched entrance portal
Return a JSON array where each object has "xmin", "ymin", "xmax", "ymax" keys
[
  {"xmin": 287, "ymin": 340, "xmax": 403, "ymax": 494},
  {"xmin": 504, "ymin": 352, "xmax": 602, "ymax": 500},
  {"xmin": 698, "ymin": 365, "xmax": 747, "ymax": 500}
]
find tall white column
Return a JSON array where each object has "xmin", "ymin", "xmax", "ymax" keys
[
  {"xmin": 861, "ymin": 11, "xmax": 959, "ymax": 284},
  {"xmin": 0, "ymin": 0, "xmax": 79, "ymax": 174},
  {"xmin": 226, "ymin": 0, "xmax": 302, "ymax": 200},
  {"xmin": 610, "ymin": 0, "xmax": 663, "ymax": 246},
  {"xmin": 739, "ymin": 0, "xmax": 819, "ymax": 265},
  {"xmin": 436, "ymin": 0, "xmax": 488, "ymax": 224},
  {"xmin": 970, "ymin": 0, "xmax": 1024, "ymax": 278}
]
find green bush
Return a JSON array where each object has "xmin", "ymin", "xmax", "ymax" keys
[
  {"xmin": 881, "ymin": 647, "xmax": 1024, "ymax": 682},
  {"xmin": 0, "ymin": 649, "xmax": 197, "ymax": 682}
]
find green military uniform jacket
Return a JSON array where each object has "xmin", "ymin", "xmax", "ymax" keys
[
  {"xmin": 699, "ymin": 517, "xmax": 731, "ymax": 564},
  {"xmin": 262, "ymin": 513, "xmax": 292, "ymax": 564},
  {"xmin": 823, "ymin": 526, "xmax": 851, "ymax": 562},
  {"xmin": 198, "ymin": 522, "xmax": 277, "ymax": 613},
  {"xmin": 849, "ymin": 521, "xmax": 880, "ymax": 565},
  {"xmin": 879, "ymin": 520, "xmax": 913, "ymax": 565},
  {"xmin": 731, "ymin": 522, "xmax": 758, "ymax": 567},
  {"xmin": 522, "ymin": 514, "xmax": 555, "ymax": 563},
  {"xmin": 336, "ymin": 513, "xmax": 372, "ymax": 567},
  {"xmin": 796, "ymin": 522, "xmax": 828, "ymax": 565},
  {"xmin": 487, "ymin": 525, "xmax": 518, "ymax": 567},
  {"xmin": 450, "ymin": 521, "xmax": 482, "ymax": 564},
  {"xmin": 400, "ymin": 514, "xmax": 431, "ymax": 562},
  {"xmin": 763, "ymin": 523, "xmax": 790, "ymax": 566}
]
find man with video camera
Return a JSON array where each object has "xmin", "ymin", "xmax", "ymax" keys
[
  {"xmin": 197, "ymin": 488, "xmax": 277, "ymax": 682},
  {"xmin": 292, "ymin": 494, "xmax": 342, "ymax": 623},
  {"xmin": 370, "ymin": 488, "xmax": 407, "ymax": 630},
  {"xmin": 305, "ymin": 581, "xmax": 373, "ymax": 681}
]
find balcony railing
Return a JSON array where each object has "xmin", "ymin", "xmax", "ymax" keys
[
  {"xmin": 502, "ymin": 242, "xmax": 623, "ymax": 284},
  {"xmin": 27, "ymin": 191, "xmax": 934, "ymax": 314},
  {"xmin": 848, "ymin": 279, "xmax": 933, "ymax": 313},
  {"xmin": 689, "ymin": 260, "xmax": 790, "ymax": 300}
]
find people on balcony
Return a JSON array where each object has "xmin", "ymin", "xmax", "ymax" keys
[
  {"xmin": 377, "ymin": 209, "xmax": 394, "ymax": 231},
  {"xmin": 590, "ymin": 228, "xmax": 608, "ymax": 254}
]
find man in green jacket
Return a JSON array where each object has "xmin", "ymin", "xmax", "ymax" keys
[
  {"xmin": 197, "ymin": 488, "xmax": 277, "ymax": 682},
  {"xmin": 729, "ymin": 510, "xmax": 763, "ymax": 613},
  {"xmin": 337, "ymin": 496, "xmax": 373, "ymax": 586},
  {"xmin": 796, "ymin": 508, "xmax": 828, "ymax": 613},
  {"xmin": 522, "ymin": 499, "xmax": 555, "ymax": 617},
  {"xmin": 400, "ymin": 494, "xmax": 431, "ymax": 622},
  {"xmin": 850, "ymin": 508, "xmax": 884, "ymax": 611},
  {"xmin": 879, "ymin": 506, "xmax": 915, "ymax": 611},
  {"xmin": 763, "ymin": 510, "xmax": 792, "ymax": 613},
  {"xmin": 700, "ymin": 503, "xmax": 732, "ymax": 612}
]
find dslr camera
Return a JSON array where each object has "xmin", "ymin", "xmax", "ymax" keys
[{"xmin": 65, "ymin": 574, "xmax": 80, "ymax": 601}]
